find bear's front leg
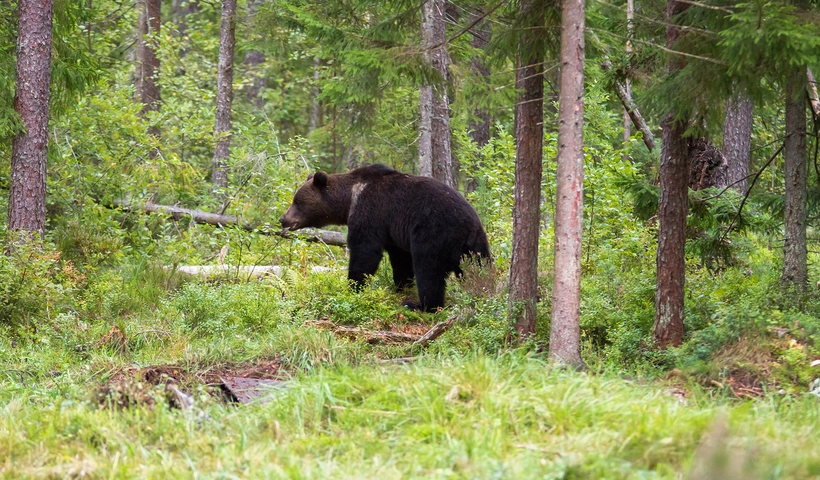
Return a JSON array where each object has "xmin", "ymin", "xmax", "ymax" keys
[{"xmin": 347, "ymin": 241, "xmax": 384, "ymax": 291}]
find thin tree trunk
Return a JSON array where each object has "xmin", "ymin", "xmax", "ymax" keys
[
  {"xmin": 136, "ymin": 0, "xmax": 161, "ymax": 118},
  {"xmin": 782, "ymin": 66, "xmax": 807, "ymax": 287},
  {"xmin": 721, "ymin": 92, "xmax": 753, "ymax": 192},
  {"xmin": 212, "ymin": 0, "xmax": 237, "ymax": 191},
  {"xmin": 244, "ymin": 0, "xmax": 266, "ymax": 108},
  {"xmin": 419, "ymin": 0, "xmax": 453, "ymax": 187},
  {"xmin": 309, "ymin": 57, "xmax": 322, "ymax": 133},
  {"xmin": 508, "ymin": 0, "xmax": 544, "ymax": 342},
  {"xmin": 8, "ymin": 0, "xmax": 54, "ymax": 239},
  {"xmin": 172, "ymin": 0, "xmax": 198, "ymax": 37},
  {"xmin": 653, "ymin": 0, "xmax": 690, "ymax": 349},
  {"xmin": 623, "ymin": 0, "xmax": 633, "ymax": 154},
  {"xmin": 550, "ymin": 0, "xmax": 586, "ymax": 368},
  {"xmin": 466, "ymin": 12, "xmax": 491, "ymax": 193}
]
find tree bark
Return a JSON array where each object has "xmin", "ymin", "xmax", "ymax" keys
[
  {"xmin": 212, "ymin": 0, "xmax": 237, "ymax": 191},
  {"xmin": 244, "ymin": 0, "xmax": 266, "ymax": 108},
  {"xmin": 466, "ymin": 12, "xmax": 491, "ymax": 193},
  {"xmin": 8, "ymin": 0, "xmax": 54, "ymax": 239},
  {"xmin": 172, "ymin": 0, "xmax": 199, "ymax": 38},
  {"xmin": 653, "ymin": 0, "xmax": 690, "ymax": 349},
  {"xmin": 721, "ymin": 92, "xmax": 753, "ymax": 192},
  {"xmin": 782, "ymin": 66, "xmax": 807, "ymax": 287},
  {"xmin": 136, "ymin": 0, "xmax": 161, "ymax": 118},
  {"xmin": 508, "ymin": 0, "xmax": 544, "ymax": 342},
  {"xmin": 418, "ymin": 0, "xmax": 453, "ymax": 187},
  {"xmin": 550, "ymin": 0, "xmax": 586, "ymax": 368},
  {"xmin": 309, "ymin": 57, "xmax": 322, "ymax": 133},
  {"xmin": 623, "ymin": 0, "xmax": 633, "ymax": 153}
]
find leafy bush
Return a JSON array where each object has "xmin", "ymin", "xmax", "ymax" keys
[{"xmin": 0, "ymin": 240, "xmax": 84, "ymax": 337}]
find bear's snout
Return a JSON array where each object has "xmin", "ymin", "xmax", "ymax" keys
[{"xmin": 279, "ymin": 207, "xmax": 300, "ymax": 231}]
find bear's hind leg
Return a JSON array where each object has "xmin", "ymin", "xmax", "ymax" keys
[
  {"xmin": 386, "ymin": 246, "xmax": 414, "ymax": 291},
  {"xmin": 407, "ymin": 255, "xmax": 447, "ymax": 311}
]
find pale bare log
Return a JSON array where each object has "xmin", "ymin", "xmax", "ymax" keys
[{"xmin": 113, "ymin": 200, "xmax": 347, "ymax": 247}]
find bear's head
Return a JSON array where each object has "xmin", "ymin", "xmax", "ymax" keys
[{"xmin": 279, "ymin": 171, "xmax": 335, "ymax": 231}]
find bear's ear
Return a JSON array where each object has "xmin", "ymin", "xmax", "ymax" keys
[{"xmin": 313, "ymin": 171, "xmax": 328, "ymax": 189}]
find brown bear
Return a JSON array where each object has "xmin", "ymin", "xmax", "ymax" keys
[{"xmin": 280, "ymin": 164, "xmax": 490, "ymax": 311}]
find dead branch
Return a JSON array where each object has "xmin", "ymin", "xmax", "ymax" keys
[
  {"xmin": 808, "ymin": 67, "xmax": 820, "ymax": 121},
  {"xmin": 600, "ymin": 60, "xmax": 656, "ymax": 152},
  {"xmin": 310, "ymin": 319, "xmax": 422, "ymax": 345},
  {"xmin": 112, "ymin": 200, "xmax": 347, "ymax": 247},
  {"xmin": 310, "ymin": 316, "xmax": 456, "ymax": 347},
  {"xmin": 413, "ymin": 316, "xmax": 457, "ymax": 347}
]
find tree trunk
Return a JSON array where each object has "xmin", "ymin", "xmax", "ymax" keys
[
  {"xmin": 653, "ymin": 0, "xmax": 690, "ymax": 349},
  {"xmin": 136, "ymin": 0, "xmax": 161, "ymax": 118},
  {"xmin": 172, "ymin": 0, "xmax": 199, "ymax": 37},
  {"xmin": 309, "ymin": 57, "xmax": 322, "ymax": 133},
  {"xmin": 418, "ymin": 0, "xmax": 453, "ymax": 187},
  {"xmin": 782, "ymin": 66, "xmax": 807, "ymax": 287},
  {"xmin": 508, "ymin": 0, "xmax": 544, "ymax": 342},
  {"xmin": 623, "ymin": 0, "xmax": 633, "ymax": 154},
  {"xmin": 244, "ymin": 0, "xmax": 266, "ymax": 108},
  {"xmin": 466, "ymin": 12, "xmax": 491, "ymax": 193},
  {"xmin": 721, "ymin": 92, "xmax": 753, "ymax": 192},
  {"xmin": 8, "ymin": 0, "xmax": 54, "ymax": 239},
  {"xmin": 550, "ymin": 0, "xmax": 586, "ymax": 368},
  {"xmin": 212, "ymin": 0, "xmax": 237, "ymax": 191}
]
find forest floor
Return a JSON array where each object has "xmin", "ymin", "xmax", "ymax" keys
[{"xmin": 2, "ymin": 266, "xmax": 820, "ymax": 479}]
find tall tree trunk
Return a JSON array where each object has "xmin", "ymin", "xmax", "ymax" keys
[
  {"xmin": 136, "ymin": 0, "xmax": 161, "ymax": 118},
  {"xmin": 8, "ymin": 0, "xmax": 54, "ymax": 239},
  {"xmin": 172, "ymin": 0, "xmax": 199, "ymax": 38},
  {"xmin": 466, "ymin": 12, "xmax": 491, "ymax": 193},
  {"xmin": 418, "ymin": 0, "xmax": 453, "ymax": 187},
  {"xmin": 623, "ymin": 0, "xmax": 633, "ymax": 154},
  {"xmin": 244, "ymin": 0, "xmax": 266, "ymax": 108},
  {"xmin": 508, "ymin": 0, "xmax": 544, "ymax": 342},
  {"xmin": 212, "ymin": 0, "xmax": 237, "ymax": 191},
  {"xmin": 653, "ymin": 0, "xmax": 690, "ymax": 349},
  {"xmin": 550, "ymin": 0, "xmax": 586, "ymax": 368},
  {"xmin": 309, "ymin": 57, "xmax": 322, "ymax": 133},
  {"xmin": 721, "ymin": 92, "xmax": 753, "ymax": 192},
  {"xmin": 782, "ymin": 66, "xmax": 807, "ymax": 287}
]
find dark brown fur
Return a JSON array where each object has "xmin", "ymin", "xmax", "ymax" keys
[{"xmin": 280, "ymin": 164, "xmax": 490, "ymax": 311}]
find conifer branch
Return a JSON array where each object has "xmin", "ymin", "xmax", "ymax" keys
[
  {"xmin": 675, "ymin": 0, "xmax": 733, "ymax": 14},
  {"xmin": 718, "ymin": 143, "xmax": 784, "ymax": 243},
  {"xmin": 592, "ymin": 28, "xmax": 726, "ymax": 65},
  {"xmin": 427, "ymin": 0, "xmax": 509, "ymax": 51}
]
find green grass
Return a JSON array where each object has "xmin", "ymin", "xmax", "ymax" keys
[
  {"xmin": 2, "ymin": 348, "xmax": 820, "ymax": 478},
  {"xmin": 2, "ymin": 246, "xmax": 820, "ymax": 478}
]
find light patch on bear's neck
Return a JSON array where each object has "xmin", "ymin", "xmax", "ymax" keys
[{"xmin": 349, "ymin": 182, "xmax": 367, "ymax": 218}]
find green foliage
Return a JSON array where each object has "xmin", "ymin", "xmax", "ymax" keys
[{"xmin": 0, "ymin": 241, "xmax": 84, "ymax": 336}]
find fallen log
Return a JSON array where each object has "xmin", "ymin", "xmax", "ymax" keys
[
  {"xmin": 113, "ymin": 200, "xmax": 347, "ymax": 247},
  {"xmin": 310, "ymin": 319, "xmax": 421, "ymax": 345},
  {"xmin": 310, "ymin": 316, "xmax": 457, "ymax": 347},
  {"xmin": 173, "ymin": 265, "xmax": 333, "ymax": 278}
]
